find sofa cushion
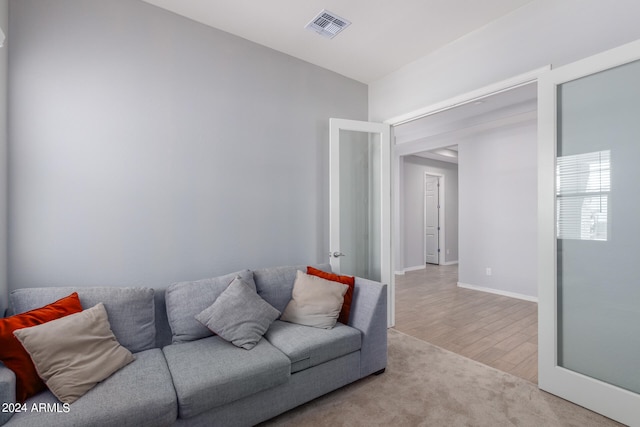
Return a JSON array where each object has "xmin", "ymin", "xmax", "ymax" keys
[
  {"xmin": 264, "ymin": 320, "xmax": 362, "ymax": 373},
  {"xmin": 253, "ymin": 264, "xmax": 331, "ymax": 313},
  {"xmin": 195, "ymin": 277, "xmax": 280, "ymax": 350},
  {"xmin": 10, "ymin": 287, "xmax": 155, "ymax": 353},
  {"xmin": 13, "ymin": 303, "xmax": 135, "ymax": 404},
  {"xmin": 165, "ymin": 270, "xmax": 255, "ymax": 343},
  {"xmin": 0, "ymin": 292, "xmax": 83, "ymax": 403},
  {"xmin": 6, "ymin": 348, "xmax": 177, "ymax": 427},
  {"xmin": 162, "ymin": 335, "xmax": 290, "ymax": 419}
]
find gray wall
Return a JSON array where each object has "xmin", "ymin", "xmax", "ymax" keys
[
  {"xmin": 458, "ymin": 120, "xmax": 537, "ymax": 298},
  {"xmin": 401, "ymin": 156, "xmax": 458, "ymax": 270},
  {"xmin": 8, "ymin": 0, "xmax": 367, "ymax": 290},
  {"xmin": 0, "ymin": 0, "xmax": 7, "ymax": 312}
]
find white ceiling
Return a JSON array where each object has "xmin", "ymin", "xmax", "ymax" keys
[{"xmin": 141, "ymin": 0, "xmax": 535, "ymax": 83}]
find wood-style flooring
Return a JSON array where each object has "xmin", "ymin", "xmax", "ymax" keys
[{"xmin": 393, "ymin": 264, "xmax": 538, "ymax": 383}]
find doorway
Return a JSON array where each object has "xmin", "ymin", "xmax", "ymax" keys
[
  {"xmin": 392, "ymin": 73, "xmax": 540, "ymax": 281},
  {"xmin": 390, "ymin": 69, "xmax": 542, "ymax": 381}
]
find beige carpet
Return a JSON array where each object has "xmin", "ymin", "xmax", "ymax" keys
[{"xmin": 262, "ymin": 329, "xmax": 623, "ymax": 427}]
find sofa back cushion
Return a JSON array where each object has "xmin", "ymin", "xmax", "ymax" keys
[
  {"xmin": 253, "ymin": 264, "xmax": 331, "ymax": 313},
  {"xmin": 10, "ymin": 287, "xmax": 156, "ymax": 353},
  {"xmin": 165, "ymin": 270, "xmax": 255, "ymax": 343},
  {"xmin": 154, "ymin": 289, "xmax": 173, "ymax": 348}
]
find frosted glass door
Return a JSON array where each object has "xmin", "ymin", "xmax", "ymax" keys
[
  {"xmin": 556, "ymin": 59, "xmax": 640, "ymax": 394},
  {"xmin": 329, "ymin": 118, "xmax": 392, "ymax": 324},
  {"xmin": 538, "ymin": 40, "xmax": 640, "ymax": 426}
]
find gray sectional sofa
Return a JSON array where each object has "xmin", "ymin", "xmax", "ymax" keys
[{"xmin": 0, "ymin": 264, "xmax": 387, "ymax": 427}]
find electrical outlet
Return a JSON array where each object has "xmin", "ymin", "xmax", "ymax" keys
[{"xmin": 486, "ymin": 267, "xmax": 492, "ymax": 276}]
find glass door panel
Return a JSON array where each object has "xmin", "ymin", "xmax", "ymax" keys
[{"xmin": 338, "ymin": 129, "xmax": 381, "ymax": 281}]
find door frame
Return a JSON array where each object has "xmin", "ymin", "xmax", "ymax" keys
[
  {"xmin": 538, "ymin": 39, "xmax": 640, "ymax": 426},
  {"xmin": 424, "ymin": 172, "xmax": 444, "ymax": 266}
]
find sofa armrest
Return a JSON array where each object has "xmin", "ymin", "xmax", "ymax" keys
[
  {"xmin": 0, "ymin": 363, "xmax": 16, "ymax": 425},
  {"xmin": 348, "ymin": 278, "xmax": 387, "ymax": 378}
]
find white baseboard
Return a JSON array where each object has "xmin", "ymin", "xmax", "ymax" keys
[
  {"xmin": 457, "ymin": 282, "xmax": 538, "ymax": 303},
  {"xmin": 404, "ymin": 265, "xmax": 426, "ymax": 273},
  {"xmin": 397, "ymin": 262, "xmax": 457, "ymax": 274},
  {"xmin": 395, "ymin": 265, "xmax": 427, "ymax": 275}
]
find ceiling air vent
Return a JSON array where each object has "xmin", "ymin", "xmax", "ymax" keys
[{"xmin": 305, "ymin": 9, "xmax": 351, "ymax": 39}]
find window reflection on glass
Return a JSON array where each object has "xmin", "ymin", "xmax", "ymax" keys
[{"xmin": 556, "ymin": 150, "xmax": 610, "ymax": 240}]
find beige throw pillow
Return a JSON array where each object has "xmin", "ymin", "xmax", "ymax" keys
[
  {"xmin": 13, "ymin": 303, "xmax": 134, "ymax": 404},
  {"xmin": 280, "ymin": 270, "xmax": 348, "ymax": 329}
]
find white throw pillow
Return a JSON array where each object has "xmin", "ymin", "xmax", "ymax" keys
[
  {"xmin": 280, "ymin": 270, "xmax": 348, "ymax": 329},
  {"xmin": 13, "ymin": 303, "xmax": 134, "ymax": 404}
]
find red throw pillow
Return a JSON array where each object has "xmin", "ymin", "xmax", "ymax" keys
[
  {"xmin": 0, "ymin": 292, "xmax": 83, "ymax": 402},
  {"xmin": 306, "ymin": 266, "xmax": 355, "ymax": 325}
]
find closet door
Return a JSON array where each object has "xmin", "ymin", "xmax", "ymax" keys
[{"xmin": 538, "ymin": 39, "xmax": 640, "ymax": 426}]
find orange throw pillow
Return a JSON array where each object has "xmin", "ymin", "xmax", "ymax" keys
[
  {"xmin": 0, "ymin": 292, "xmax": 83, "ymax": 402},
  {"xmin": 306, "ymin": 266, "xmax": 355, "ymax": 325}
]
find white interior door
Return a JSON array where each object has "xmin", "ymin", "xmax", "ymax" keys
[
  {"xmin": 424, "ymin": 175, "xmax": 439, "ymax": 265},
  {"xmin": 538, "ymin": 39, "xmax": 640, "ymax": 426},
  {"xmin": 329, "ymin": 118, "xmax": 392, "ymax": 326}
]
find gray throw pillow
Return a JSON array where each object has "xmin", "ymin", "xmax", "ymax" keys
[
  {"xmin": 195, "ymin": 277, "xmax": 280, "ymax": 350},
  {"xmin": 166, "ymin": 270, "xmax": 256, "ymax": 343},
  {"xmin": 13, "ymin": 303, "xmax": 135, "ymax": 404}
]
